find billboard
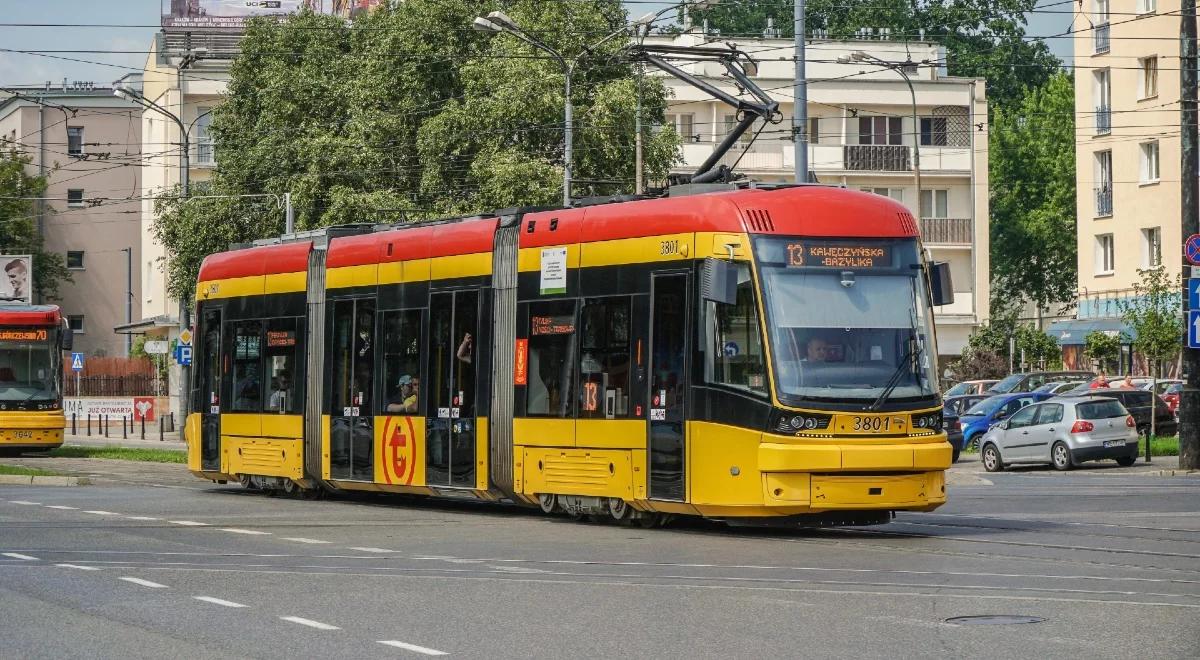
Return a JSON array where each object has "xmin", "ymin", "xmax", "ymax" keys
[
  {"xmin": 161, "ymin": 0, "xmax": 382, "ymax": 30},
  {"xmin": 0, "ymin": 255, "xmax": 33, "ymax": 305}
]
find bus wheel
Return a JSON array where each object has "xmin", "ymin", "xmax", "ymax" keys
[
  {"xmin": 538, "ymin": 493, "xmax": 558, "ymax": 514},
  {"xmin": 608, "ymin": 498, "xmax": 633, "ymax": 523}
]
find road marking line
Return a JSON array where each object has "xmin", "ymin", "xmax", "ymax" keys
[
  {"xmin": 194, "ymin": 596, "xmax": 248, "ymax": 608},
  {"xmin": 9, "ymin": 501, "xmax": 40, "ymax": 505},
  {"xmin": 119, "ymin": 577, "xmax": 168, "ymax": 589},
  {"xmin": 168, "ymin": 520, "xmax": 208, "ymax": 526},
  {"xmin": 44, "ymin": 505, "xmax": 78, "ymax": 510},
  {"xmin": 84, "ymin": 510, "xmax": 119, "ymax": 516},
  {"xmin": 378, "ymin": 640, "xmax": 448, "ymax": 656},
  {"xmin": 282, "ymin": 537, "xmax": 331, "ymax": 544},
  {"xmin": 280, "ymin": 616, "xmax": 340, "ymax": 630},
  {"xmin": 219, "ymin": 528, "xmax": 271, "ymax": 535},
  {"xmin": 2, "ymin": 553, "xmax": 38, "ymax": 561},
  {"xmin": 56, "ymin": 564, "xmax": 99, "ymax": 571},
  {"xmin": 349, "ymin": 547, "xmax": 396, "ymax": 553},
  {"xmin": 126, "ymin": 516, "xmax": 160, "ymax": 521}
]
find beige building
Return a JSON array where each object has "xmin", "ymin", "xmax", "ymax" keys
[
  {"xmin": 1065, "ymin": 0, "xmax": 1176, "ymax": 370},
  {"xmin": 648, "ymin": 32, "xmax": 991, "ymax": 358},
  {"xmin": 0, "ymin": 84, "xmax": 143, "ymax": 357}
]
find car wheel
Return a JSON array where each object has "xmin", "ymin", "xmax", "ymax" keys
[
  {"xmin": 1052, "ymin": 441, "xmax": 1073, "ymax": 471},
  {"xmin": 952, "ymin": 445, "xmax": 961, "ymax": 463},
  {"xmin": 1116, "ymin": 455, "xmax": 1136, "ymax": 467},
  {"xmin": 981, "ymin": 444, "xmax": 1003, "ymax": 472}
]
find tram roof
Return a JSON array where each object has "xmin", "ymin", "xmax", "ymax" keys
[{"xmin": 0, "ymin": 304, "xmax": 62, "ymax": 326}]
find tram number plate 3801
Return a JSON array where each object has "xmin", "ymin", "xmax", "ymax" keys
[{"xmin": 834, "ymin": 415, "xmax": 907, "ymax": 435}]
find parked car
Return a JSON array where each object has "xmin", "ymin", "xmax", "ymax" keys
[
  {"xmin": 944, "ymin": 380, "xmax": 999, "ymax": 397},
  {"xmin": 944, "ymin": 394, "xmax": 991, "ymax": 417},
  {"xmin": 1033, "ymin": 380, "xmax": 1088, "ymax": 395},
  {"xmin": 959, "ymin": 392, "xmax": 1053, "ymax": 450},
  {"xmin": 1162, "ymin": 383, "xmax": 1182, "ymax": 416},
  {"xmin": 1062, "ymin": 388, "xmax": 1177, "ymax": 438},
  {"xmin": 1145, "ymin": 379, "xmax": 1183, "ymax": 395},
  {"xmin": 943, "ymin": 394, "xmax": 991, "ymax": 462},
  {"xmin": 979, "ymin": 396, "xmax": 1139, "ymax": 471},
  {"xmin": 988, "ymin": 371, "xmax": 1095, "ymax": 394}
]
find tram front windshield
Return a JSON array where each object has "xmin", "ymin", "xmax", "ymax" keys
[
  {"xmin": 756, "ymin": 238, "xmax": 937, "ymax": 406},
  {"xmin": 0, "ymin": 328, "xmax": 59, "ymax": 408}
]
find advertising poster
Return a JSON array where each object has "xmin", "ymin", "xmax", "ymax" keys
[
  {"xmin": 0, "ymin": 255, "xmax": 33, "ymax": 305},
  {"xmin": 162, "ymin": 0, "xmax": 382, "ymax": 29}
]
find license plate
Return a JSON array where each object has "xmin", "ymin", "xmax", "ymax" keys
[
  {"xmin": 835, "ymin": 415, "xmax": 908, "ymax": 435},
  {"xmin": 1, "ymin": 430, "xmax": 36, "ymax": 441},
  {"xmin": 1104, "ymin": 440, "xmax": 1126, "ymax": 448}
]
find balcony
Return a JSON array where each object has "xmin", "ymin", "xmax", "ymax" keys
[
  {"xmin": 920, "ymin": 217, "xmax": 972, "ymax": 245},
  {"xmin": 1095, "ymin": 186, "xmax": 1113, "ymax": 217},
  {"xmin": 1094, "ymin": 22, "xmax": 1110, "ymax": 54},
  {"xmin": 1095, "ymin": 105, "xmax": 1111, "ymax": 135},
  {"xmin": 844, "ymin": 144, "xmax": 910, "ymax": 172},
  {"xmin": 193, "ymin": 140, "xmax": 215, "ymax": 168}
]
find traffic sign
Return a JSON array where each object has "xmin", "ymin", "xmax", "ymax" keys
[
  {"xmin": 70, "ymin": 352, "xmax": 84, "ymax": 371},
  {"xmin": 1190, "ymin": 279, "xmax": 1200, "ymax": 310},
  {"xmin": 176, "ymin": 345, "xmax": 192, "ymax": 366},
  {"xmin": 1189, "ymin": 310, "xmax": 1200, "ymax": 349},
  {"xmin": 1186, "ymin": 234, "xmax": 1200, "ymax": 265},
  {"xmin": 178, "ymin": 328, "xmax": 192, "ymax": 346},
  {"xmin": 144, "ymin": 340, "xmax": 169, "ymax": 355}
]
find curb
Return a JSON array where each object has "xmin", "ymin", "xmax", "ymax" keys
[{"xmin": 0, "ymin": 475, "xmax": 91, "ymax": 486}]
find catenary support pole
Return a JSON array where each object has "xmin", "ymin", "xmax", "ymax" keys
[
  {"xmin": 793, "ymin": 0, "xmax": 807, "ymax": 182},
  {"xmin": 1181, "ymin": 0, "xmax": 1200, "ymax": 470}
]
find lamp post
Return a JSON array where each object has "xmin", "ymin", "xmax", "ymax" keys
[
  {"xmin": 474, "ymin": 11, "xmax": 655, "ymax": 206},
  {"xmin": 838, "ymin": 51, "xmax": 922, "ymax": 215}
]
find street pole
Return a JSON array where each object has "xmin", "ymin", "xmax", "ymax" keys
[
  {"xmin": 563, "ymin": 63, "xmax": 574, "ymax": 207},
  {"xmin": 285, "ymin": 191, "xmax": 294, "ymax": 234},
  {"xmin": 899, "ymin": 67, "xmax": 922, "ymax": 218},
  {"xmin": 122, "ymin": 247, "xmax": 132, "ymax": 358},
  {"xmin": 793, "ymin": 0, "xmax": 807, "ymax": 182},
  {"xmin": 635, "ymin": 58, "xmax": 644, "ymax": 195},
  {"xmin": 1180, "ymin": 0, "xmax": 1200, "ymax": 470}
]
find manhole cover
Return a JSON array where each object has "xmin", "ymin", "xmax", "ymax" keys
[{"xmin": 945, "ymin": 615, "xmax": 1046, "ymax": 626}]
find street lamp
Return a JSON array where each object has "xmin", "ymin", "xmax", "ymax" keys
[
  {"xmin": 474, "ymin": 10, "xmax": 655, "ymax": 206},
  {"xmin": 838, "ymin": 51, "xmax": 922, "ymax": 216}
]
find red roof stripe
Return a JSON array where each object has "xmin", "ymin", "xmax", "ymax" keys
[
  {"xmin": 198, "ymin": 241, "xmax": 312, "ymax": 282},
  {"xmin": 0, "ymin": 305, "xmax": 61, "ymax": 326}
]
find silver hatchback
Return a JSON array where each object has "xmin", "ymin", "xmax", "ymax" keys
[{"xmin": 979, "ymin": 395, "xmax": 1139, "ymax": 471}]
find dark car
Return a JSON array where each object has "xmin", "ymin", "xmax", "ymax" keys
[
  {"xmin": 942, "ymin": 394, "xmax": 991, "ymax": 463},
  {"xmin": 1061, "ymin": 388, "xmax": 1177, "ymax": 438},
  {"xmin": 989, "ymin": 371, "xmax": 1095, "ymax": 394}
]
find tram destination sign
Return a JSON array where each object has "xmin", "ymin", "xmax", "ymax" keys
[
  {"xmin": 786, "ymin": 242, "xmax": 892, "ymax": 269},
  {"xmin": 0, "ymin": 329, "xmax": 47, "ymax": 342}
]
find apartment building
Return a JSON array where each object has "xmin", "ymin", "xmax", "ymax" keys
[
  {"xmin": 1065, "ymin": 0, "xmax": 1176, "ymax": 371},
  {"xmin": 648, "ymin": 32, "xmax": 990, "ymax": 359},
  {"xmin": 0, "ymin": 84, "xmax": 143, "ymax": 357}
]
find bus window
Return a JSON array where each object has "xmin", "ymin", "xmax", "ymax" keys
[
  {"xmin": 228, "ymin": 320, "xmax": 263, "ymax": 412},
  {"xmin": 264, "ymin": 318, "xmax": 302, "ymax": 414},
  {"xmin": 705, "ymin": 263, "xmax": 767, "ymax": 395},
  {"xmin": 579, "ymin": 297, "xmax": 631, "ymax": 419},
  {"xmin": 526, "ymin": 300, "xmax": 576, "ymax": 418},
  {"xmin": 382, "ymin": 310, "xmax": 422, "ymax": 415}
]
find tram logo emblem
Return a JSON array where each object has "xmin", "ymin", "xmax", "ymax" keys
[{"xmin": 382, "ymin": 416, "xmax": 417, "ymax": 485}]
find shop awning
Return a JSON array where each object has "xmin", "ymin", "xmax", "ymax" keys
[
  {"xmin": 113, "ymin": 314, "xmax": 178, "ymax": 335},
  {"xmin": 1045, "ymin": 318, "xmax": 1136, "ymax": 346}
]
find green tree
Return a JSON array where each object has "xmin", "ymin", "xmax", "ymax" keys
[
  {"xmin": 1121, "ymin": 267, "xmax": 1181, "ymax": 437},
  {"xmin": 1083, "ymin": 330, "xmax": 1121, "ymax": 374},
  {"xmin": 1015, "ymin": 324, "xmax": 1061, "ymax": 371},
  {"xmin": 0, "ymin": 147, "xmax": 71, "ymax": 301},
  {"xmin": 153, "ymin": 0, "xmax": 679, "ymax": 300}
]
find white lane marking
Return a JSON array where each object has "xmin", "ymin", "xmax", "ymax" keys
[
  {"xmin": 119, "ymin": 577, "xmax": 168, "ymax": 589},
  {"xmin": 219, "ymin": 528, "xmax": 271, "ymax": 536},
  {"xmin": 349, "ymin": 547, "xmax": 396, "ymax": 554},
  {"xmin": 378, "ymin": 640, "xmax": 449, "ymax": 656},
  {"xmin": 2, "ymin": 552, "xmax": 38, "ymax": 561},
  {"xmin": 168, "ymin": 520, "xmax": 208, "ymax": 526},
  {"xmin": 282, "ymin": 537, "xmax": 331, "ymax": 544},
  {"xmin": 280, "ymin": 616, "xmax": 340, "ymax": 630},
  {"xmin": 9, "ymin": 501, "xmax": 41, "ymax": 505},
  {"xmin": 56, "ymin": 564, "xmax": 99, "ymax": 571},
  {"xmin": 126, "ymin": 516, "xmax": 160, "ymax": 521},
  {"xmin": 84, "ymin": 510, "xmax": 119, "ymax": 516},
  {"xmin": 194, "ymin": 596, "xmax": 248, "ymax": 608},
  {"xmin": 44, "ymin": 505, "xmax": 78, "ymax": 510}
]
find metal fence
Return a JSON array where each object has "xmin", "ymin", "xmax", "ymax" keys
[
  {"xmin": 1094, "ymin": 23, "xmax": 1110, "ymax": 54},
  {"xmin": 844, "ymin": 144, "xmax": 911, "ymax": 172},
  {"xmin": 919, "ymin": 217, "xmax": 972, "ymax": 244},
  {"xmin": 1095, "ymin": 105, "xmax": 1112, "ymax": 134},
  {"xmin": 64, "ymin": 375, "xmax": 168, "ymax": 397},
  {"xmin": 1095, "ymin": 186, "xmax": 1113, "ymax": 217}
]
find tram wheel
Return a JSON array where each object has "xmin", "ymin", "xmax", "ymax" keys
[
  {"xmin": 538, "ymin": 493, "xmax": 558, "ymax": 514},
  {"xmin": 239, "ymin": 474, "xmax": 256, "ymax": 490},
  {"xmin": 608, "ymin": 498, "xmax": 633, "ymax": 523},
  {"xmin": 281, "ymin": 479, "xmax": 298, "ymax": 496},
  {"xmin": 635, "ymin": 513, "xmax": 660, "ymax": 529}
]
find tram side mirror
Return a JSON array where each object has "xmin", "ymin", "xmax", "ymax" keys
[
  {"xmin": 701, "ymin": 257, "xmax": 737, "ymax": 306},
  {"xmin": 928, "ymin": 262, "xmax": 954, "ymax": 307},
  {"xmin": 61, "ymin": 323, "xmax": 74, "ymax": 351}
]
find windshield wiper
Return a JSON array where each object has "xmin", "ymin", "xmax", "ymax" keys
[{"xmin": 867, "ymin": 344, "xmax": 921, "ymax": 411}]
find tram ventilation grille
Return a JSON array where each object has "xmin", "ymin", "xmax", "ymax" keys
[
  {"xmin": 898, "ymin": 212, "xmax": 918, "ymax": 236},
  {"xmin": 743, "ymin": 209, "xmax": 775, "ymax": 232}
]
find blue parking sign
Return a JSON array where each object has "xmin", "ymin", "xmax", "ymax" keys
[
  {"xmin": 1190, "ymin": 279, "xmax": 1200, "ymax": 310},
  {"xmin": 1189, "ymin": 310, "xmax": 1200, "ymax": 349}
]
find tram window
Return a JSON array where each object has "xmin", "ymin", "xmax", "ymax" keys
[
  {"xmin": 578, "ymin": 297, "xmax": 631, "ymax": 419},
  {"xmin": 382, "ymin": 310, "xmax": 422, "ymax": 414},
  {"xmin": 228, "ymin": 320, "xmax": 263, "ymax": 412},
  {"xmin": 526, "ymin": 299, "xmax": 577, "ymax": 418},
  {"xmin": 329, "ymin": 299, "xmax": 375, "ymax": 415},
  {"xmin": 705, "ymin": 263, "xmax": 767, "ymax": 395},
  {"xmin": 264, "ymin": 318, "xmax": 302, "ymax": 413}
]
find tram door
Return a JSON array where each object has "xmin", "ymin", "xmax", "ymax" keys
[
  {"xmin": 328, "ymin": 298, "xmax": 375, "ymax": 481},
  {"xmin": 197, "ymin": 307, "xmax": 222, "ymax": 472},
  {"xmin": 648, "ymin": 273, "xmax": 689, "ymax": 501},
  {"xmin": 426, "ymin": 290, "xmax": 479, "ymax": 488}
]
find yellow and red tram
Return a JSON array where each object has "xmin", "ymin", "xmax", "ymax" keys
[
  {"xmin": 0, "ymin": 304, "xmax": 71, "ymax": 454},
  {"xmin": 186, "ymin": 185, "xmax": 953, "ymax": 525}
]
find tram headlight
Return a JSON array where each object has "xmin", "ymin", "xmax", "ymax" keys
[
  {"xmin": 911, "ymin": 411, "xmax": 943, "ymax": 432},
  {"xmin": 773, "ymin": 410, "xmax": 832, "ymax": 434}
]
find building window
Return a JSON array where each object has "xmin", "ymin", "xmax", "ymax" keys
[
  {"xmin": 1094, "ymin": 0, "xmax": 1110, "ymax": 53},
  {"xmin": 67, "ymin": 315, "xmax": 85, "ymax": 333},
  {"xmin": 1095, "ymin": 234, "xmax": 1115, "ymax": 275},
  {"xmin": 722, "ymin": 114, "xmax": 756, "ymax": 145},
  {"xmin": 1139, "ymin": 56, "xmax": 1158, "ymax": 99},
  {"xmin": 1140, "ymin": 141, "xmax": 1160, "ymax": 183},
  {"xmin": 67, "ymin": 189, "xmax": 84, "ymax": 208},
  {"xmin": 1142, "ymin": 227, "xmax": 1162, "ymax": 268},
  {"xmin": 1094, "ymin": 69, "xmax": 1111, "ymax": 134},
  {"xmin": 66, "ymin": 250, "xmax": 85, "ymax": 270},
  {"xmin": 1095, "ymin": 150, "xmax": 1113, "ymax": 216},
  {"xmin": 858, "ymin": 116, "xmax": 902, "ymax": 145},
  {"xmin": 195, "ymin": 107, "xmax": 214, "ymax": 164},
  {"xmin": 919, "ymin": 117, "xmax": 947, "ymax": 146},
  {"xmin": 66, "ymin": 126, "xmax": 84, "ymax": 156},
  {"xmin": 1137, "ymin": 0, "xmax": 1156, "ymax": 14},
  {"xmin": 809, "ymin": 116, "xmax": 819, "ymax": 145},
  {"xmin": 920, "ymin": 189, "xmax": 949, "ymax": 218},
  {"xmin": 861, "ymin": 187, "xmax": 904, "ymax": 202}
]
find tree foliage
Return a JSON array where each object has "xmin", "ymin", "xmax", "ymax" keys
[
  {"xmin": 153, "ymin": 0, "xmax": 679, "ymax": 299},
  {"xmin": 1083, "ymin": 331, "xmax": 1122, "ymax": 373},
  {"xmin": 1121, "ymin": 267, "xmax": 1181, "ymax": 378},
  {"xmin": 0, "ymin": 148, "xmax": 71, "ymax": 301},
  {"xmin": 958, "ymin": 308, "xmax": 1061, "ymax": 376}
]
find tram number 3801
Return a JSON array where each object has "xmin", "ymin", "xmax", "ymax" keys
[{"xmin": 660, "ymin": 239, "xmax": 680, "ymax": 255}]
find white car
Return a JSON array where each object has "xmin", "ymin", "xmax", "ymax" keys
[{"xmin": 979, "ymin": 395, "xmax": 1139, "ymax": 471}]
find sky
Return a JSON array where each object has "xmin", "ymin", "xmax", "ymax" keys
[{"xmin": 0, "ymin": 1, "xmax": 1076, "ymax": 89}]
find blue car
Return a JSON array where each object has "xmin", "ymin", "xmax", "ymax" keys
[{"xmin": 959, "ymin": 392, "xmax": 1053, "ymax": 451}]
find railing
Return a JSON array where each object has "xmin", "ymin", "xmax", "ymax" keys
[
  {"xmin": 1095, "ymin": 105, "xmax": 1111, "ymax": 135},
  {"xmin": 64, "ymin": 375, "xmax": 168, "ymax": 397},
  {"xmin": 717, "ymin": 141, "xmax": 786, "ymax": 170},
  {"xmin": 844, "ymin": 144, "xmax": 911, "ymax": 171},
  {"xmin": 920, "ymin": 217, "xmax": 972, "ymax": 244},
  {"xmin": 1095, "ymin": 186, "xmax": 1113, "ymax": 216},
  {"xmin": 194, "ymin": 140, "xmax": 215, "ymax": 167},
  {"xmin": 1094, "ymin": 22, "xmax": 1110, "ymax": 54}
]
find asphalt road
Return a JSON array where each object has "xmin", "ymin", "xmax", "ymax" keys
[{"xmin": 1, "ymin": 462, "xmax": 1198, "ymax": 659}]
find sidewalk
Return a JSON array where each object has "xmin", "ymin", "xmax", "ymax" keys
[
  {"xmin": 953, "ymin": 451, "xmax": 1196, "ymax": 476},
  {"xmin": 62, "ymin": 431, "xmax": 184, "ymax": 451}
]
